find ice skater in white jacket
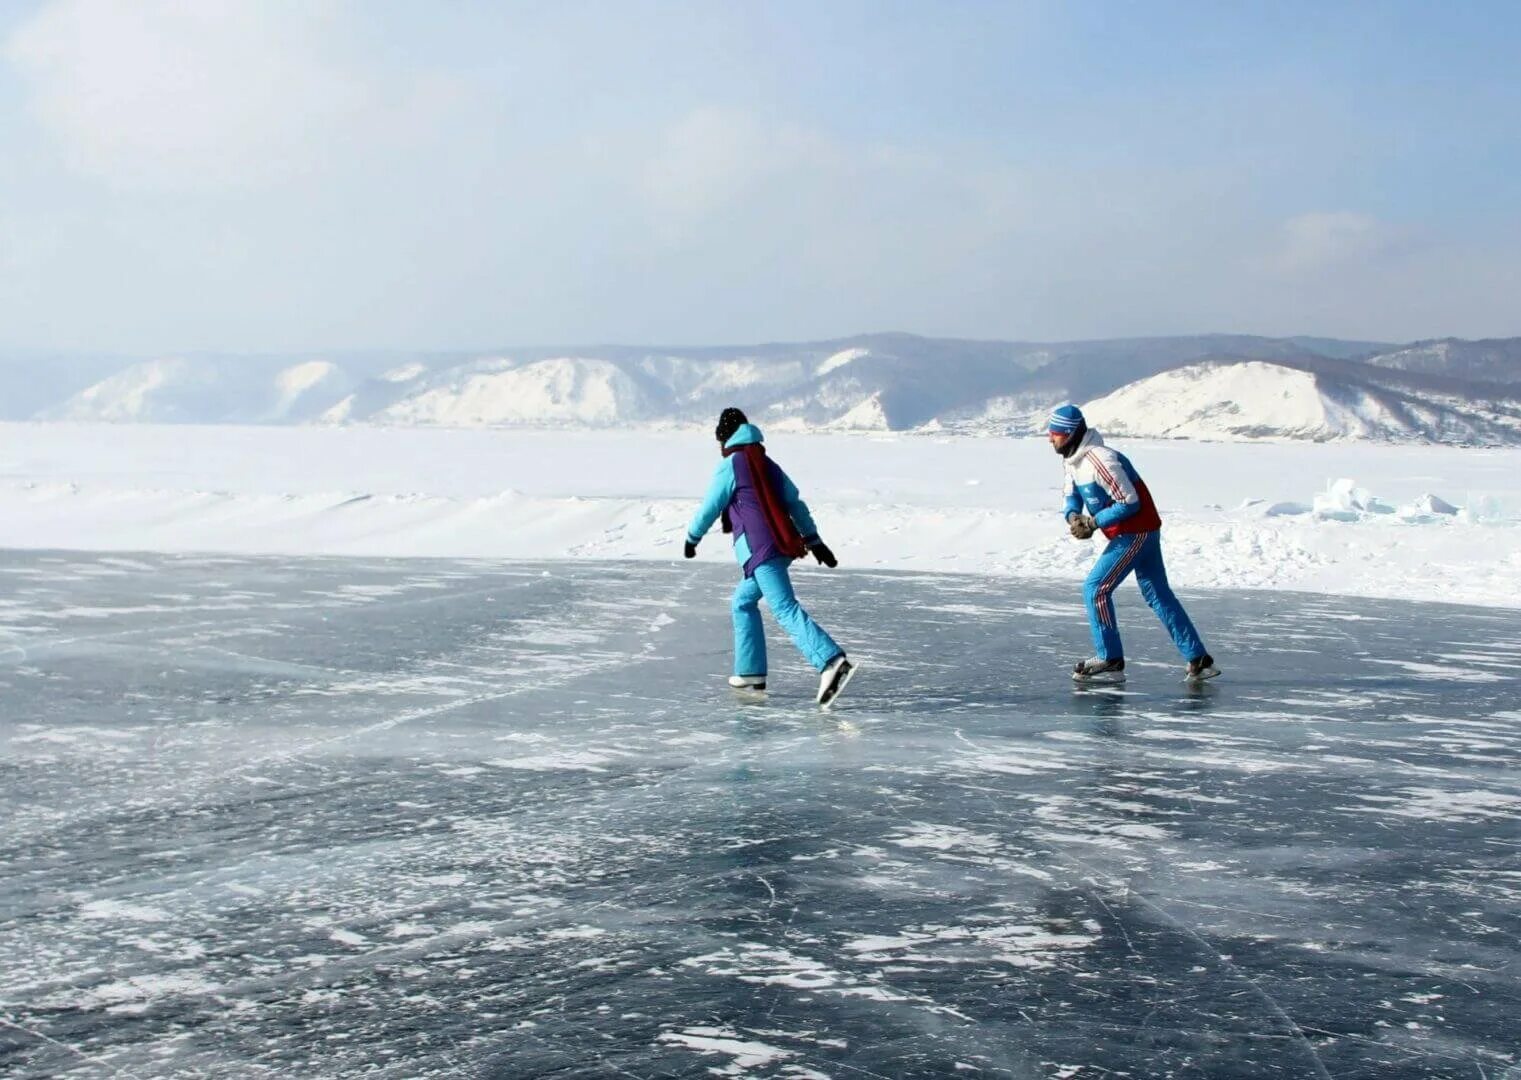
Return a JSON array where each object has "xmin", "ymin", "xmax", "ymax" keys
[{"xmin": 1049, "ymin": 403, "xmax": 1217, "ymax": 684}]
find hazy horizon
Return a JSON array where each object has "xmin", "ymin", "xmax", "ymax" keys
[{"xmin": 0, "ymin": 327, "xmax": 1473, "ymax": 362}]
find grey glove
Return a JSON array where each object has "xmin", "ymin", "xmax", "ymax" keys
[{"xmin": 1068, "ymin": 515, "xmax": 1097, "ymax": 540}]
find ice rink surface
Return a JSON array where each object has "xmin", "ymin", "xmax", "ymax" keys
[{"xmin": 2, "ymin": 552, "xmax": 1519, "ymax": 1079}]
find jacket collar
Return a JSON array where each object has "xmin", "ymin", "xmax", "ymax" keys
[{"xmin": 1066, "ymin": 427, "xmax": 1103, "ymax": 465}]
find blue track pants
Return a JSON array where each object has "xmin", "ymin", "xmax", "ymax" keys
[
  {"xmin": 732, "ymin": 557, "xmax": 842, "ymax": 676},
  {"xmin": 1085, "ymin": 530, "xmax": 1206, "ymax": 662}
]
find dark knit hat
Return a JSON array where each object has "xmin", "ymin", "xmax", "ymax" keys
[{"xmin": 715, "ymin": 406, "xmax": 748, "ymax": 444}]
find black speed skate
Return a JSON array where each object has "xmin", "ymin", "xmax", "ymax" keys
[{"xmin": 1072, "ymin": 656, "xmax": 1125, "ymax": 684}]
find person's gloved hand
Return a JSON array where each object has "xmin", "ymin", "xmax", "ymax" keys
[
  {"xmin": 683, "ymin": 540, "xmax": 698, "ymax": 559},
  {"xmin": 808, "ymin": 540, "xmax": 838, "ymax": 568},
  {"xmin": 1068, "ymin": 515, "xmax": 1097, "ymax": 540}
]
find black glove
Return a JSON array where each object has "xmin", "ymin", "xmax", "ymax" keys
[
  {"xmin": 1068, "ymin": 515, "xmax": 1096, "ymax": 540},
  {"xmin": 808, "ymin": 540, "xmax": 838, "ymax": 568},
  {"xmin": 683, "ymin": 540, "xmax": 698, "ymax": 559}
]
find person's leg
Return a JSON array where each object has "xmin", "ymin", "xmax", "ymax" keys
[
  {"xmin": 1133, "ymin": 533, "xmax": 1207, "ymax": 660},
  {"xmin": 731, "ymin": 575, "xmax": 767, "ymax": 677},
  {"xmin": 1083, "ymin": 532, "xmax": 1149, "ymax": 660},
  {"xmin": 752, "ymin": 558, "xmax": 842, "ymax": 671}
]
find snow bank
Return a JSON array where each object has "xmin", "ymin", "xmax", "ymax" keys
[
  {"xmin": 3, "ymin": 423, "xmax": 1520, "ymax": 609},
  {"xmin": 1313, "ymin": 478, "xmax": 1396, "ymax": 520}
]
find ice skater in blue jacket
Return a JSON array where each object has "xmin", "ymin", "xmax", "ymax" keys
[{"xmin": 683, "ymin": 407, "xmax": 855, "ymax": 705}]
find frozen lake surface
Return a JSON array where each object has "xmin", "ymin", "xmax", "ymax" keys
[{"xmin": 1, "ymin": 552, "xmax": 1518, "ymax": 1079}]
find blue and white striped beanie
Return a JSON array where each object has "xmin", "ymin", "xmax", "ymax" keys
[{"xmin": 1047, "ymin": 404, "xmax": 1085, "ymax": 434}]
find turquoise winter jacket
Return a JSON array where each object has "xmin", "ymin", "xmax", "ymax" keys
[{"xmin": 686, "ymin": 423, "xmax": 820, "ymax": 576}]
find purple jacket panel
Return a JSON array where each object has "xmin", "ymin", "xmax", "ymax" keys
[{"xmin": 729, "ymin": 450, "xmax": 787, "ymax": 576}]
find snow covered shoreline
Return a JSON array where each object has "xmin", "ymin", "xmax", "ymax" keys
[{"xmin": 3, "ymin": 422, "xmax": 1520, "ymax": 609}]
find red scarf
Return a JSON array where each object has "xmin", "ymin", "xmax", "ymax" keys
[{"xmin": 722, "ymin": 444, "xmax": 807, "ymax": 559}]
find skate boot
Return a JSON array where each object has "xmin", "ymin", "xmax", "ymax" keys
[
  {"xmin": 1184, "ymin": 653, "xmax": 1220, "ymax": 683},
  {"xmin": 817, "ymin": 654, "xmax": 856, "ymax": 706},
  {"xmin": 728, "ymin": 674, "xmax": 767, "ymax": 691},
  {"xmin": 1072, "ymin": 656, "xmax": 1125, "ymax": 683}
]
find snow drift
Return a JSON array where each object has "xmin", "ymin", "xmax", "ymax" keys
[{"xmin": 4, "ymin": 422, "xmax": 1520, "ymax": 611}]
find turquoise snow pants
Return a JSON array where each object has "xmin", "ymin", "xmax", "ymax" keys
[
  {"xmin": 732, "ymin": 557, "xmax": 842, "ymax": 676},
  {"xmin": 1086, "ymin": 530, "xmax": 1206, "ymax": 662}
]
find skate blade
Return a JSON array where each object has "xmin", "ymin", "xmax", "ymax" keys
[
  {"xmin": 1072, "ymin": 671, "xmax": 1126, "ymax": 685},
  {"xmin": 1183, "ymin": 667, "xmax": 1221, "ymax": 685},
  {"xmin": 819, "ymin": 661, "xmax": 857, "ymax": 709}
]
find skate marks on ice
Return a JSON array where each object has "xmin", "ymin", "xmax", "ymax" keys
[{"xmin": 0, "ymin": 554, "xmax": 1518, "ymax": 1078}]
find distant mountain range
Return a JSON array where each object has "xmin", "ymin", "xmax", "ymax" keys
[{"xmin": 4, "ymin": 333, "xmax": 1519, "ymax": 444}]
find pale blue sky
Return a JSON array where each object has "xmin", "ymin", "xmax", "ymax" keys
[{"xmin": 2, "ymin": 0, "xmax": 1517, "ymax": 351}]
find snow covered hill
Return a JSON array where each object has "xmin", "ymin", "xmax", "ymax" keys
[
  {"xmin": 39, "ymin": 356, "xmax": 362, "ymax": 424},
  {"xmin": 6, "ymin": 332, "xmax": 1520, "ymax": 444},
  {"xmin": 1086, "ymin": 362, "xmax": 1333, "ymax": 440},
  {"xmin": 372, "ymin": 358, "xmax": 660, "ymax": 427},
  {"xmin": 1085, "ymin": 359, "xmax": 1521, "ymax": 444},
  {"xmin": 1361, "ymin": 338, "xmax": 1521, "ymax": 385}
]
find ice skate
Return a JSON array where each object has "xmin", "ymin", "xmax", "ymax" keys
[
  {"xmin": 1184, "ymin": 653, "xmax": 1220, "ymax": 684},
  {"xmin": 817, "ymin": 654, "xmax": 855, "ymax": 706},
  {"xmin": 728, "ymin": 674, "xmax": 767, "ymax": 692},
  {"xmin": 1072, "ymin": 656, "xmax": 1126, "ymax": 684}
]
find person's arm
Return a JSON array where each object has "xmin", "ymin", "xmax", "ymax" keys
[
  {"xmin": 1089, "ymin": 448, "xmax": 1142, "ymax": 529},
  {"xmin": 1062, "ymin": 471, "xmax": 1084, "ymax": 522},
  {"xmin": 686, "ymin": 459, "xmax": 736, "ymax": 547},
  {"xmin": 777, "ymin": 468, "xmax": 820, "ymax": 541},
  {"xmin": 1062, "ymin": 471, "xmax": 1098, "ymax": 538},
  {"xmin": 778, "ymin": 467, "xmax": 837, "ymax": 566}
]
